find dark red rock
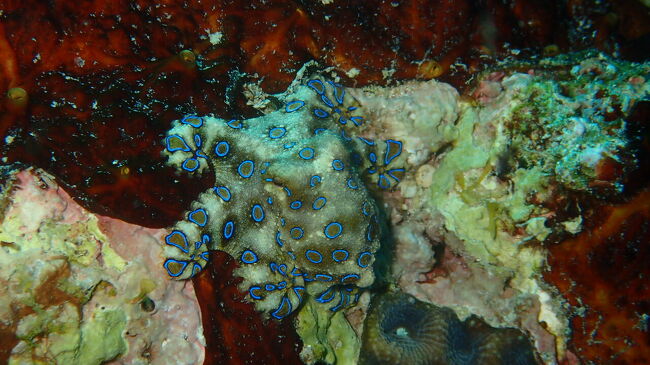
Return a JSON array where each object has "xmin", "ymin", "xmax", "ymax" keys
[{"xmin": 194, "ymin": 252, "xmax": 303, "ymax": 365}]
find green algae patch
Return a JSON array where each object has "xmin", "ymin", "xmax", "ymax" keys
[
  {"xmin": 296, "ymin": 301, "xmax": 360, "ymax": 365},
  {"xmin": 76, "ymin": 308, "xmax": 127, "ymax": 364}
]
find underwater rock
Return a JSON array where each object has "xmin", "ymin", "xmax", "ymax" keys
[
  {"xmin": 346, "ymin": 52, "xmax": 649, "ymax": 364},
  {"xmin": 359, "ymin": 292, "xmax": 539, "ymax": 365},
  {"xmin": 161, "ymin": 77, "xmax": 406, "ymax": 319},
  {"xmin": 0, "ymin": 168, "xmax": 204, "ymax": 364}
]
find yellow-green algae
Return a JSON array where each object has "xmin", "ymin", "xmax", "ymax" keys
[
  {"xmin": 296, "ymin": 300, "xmax": 361, "ymax": 365},
  {"xmin": 0, "ymin": 169, "xmax": 205, "ymax": 364},
  {"xmin": 0, "ymin": 171, "xmax": 128, "ymax": 364}
]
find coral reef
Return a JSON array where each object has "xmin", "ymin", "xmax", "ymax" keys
[
  {"xmin": 359, "ymin": 292, "xmax": 539, "ymax": 365},
  {"xmin": 2, "ymin": 0, "xmax": 648, "ymax": 227},
  {"xmin": 341, "ymin": 52, "xmax": 648, "ymax": 364},
  {"xmin": 0, "ymin": 169, "xmax": 204, "ymax": 364},
  {"xmin": 161, "ymin": 77, "xmax": 404, "ymax": 318}
]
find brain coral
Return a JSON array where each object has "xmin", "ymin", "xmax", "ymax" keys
[
  {"xmin": 360, "ymin": 292, "xmax": 539, "ymax": 365},
  {"xmin": 160, "ymin": 77, "xmax": 405, "ymax": 319}
]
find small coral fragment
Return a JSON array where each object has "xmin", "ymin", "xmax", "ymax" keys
[
  {"xmin": 359, "ymin": 292, "xmax": 539, "ymax": 365},
  {"xmin": 161, "ymin": 77, "xmax": 405, "ymax": 318}
]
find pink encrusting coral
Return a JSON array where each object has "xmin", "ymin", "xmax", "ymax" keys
[{"xmin": 0, "ymin": 169, "xmax": 204, "ymax": 364}]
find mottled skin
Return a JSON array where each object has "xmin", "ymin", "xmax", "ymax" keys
[{"xmin": 161, "ymin": 78, "xmax": 405, "ymax": 318}]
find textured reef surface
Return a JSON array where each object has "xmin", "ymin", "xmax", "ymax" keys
[
  {"xmin": 161, "ymin": 76, "xmax": 404, "ymax": 319},
  {"xmin": 2, "ymin": 0, "xmax": 648, "ymax": 228},
  {"xmin": 360, "ymin": 292, "xmax": 538, "ymax": 365},
  {"xmin": 1, "ymin": 49, "xmax": 649, "ymax": 365},
  {"xmin": 0, "ymin": 169, "xmax": 204, "ymax": 364}
]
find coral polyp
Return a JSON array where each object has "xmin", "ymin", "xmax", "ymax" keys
[
  {"xmin": 360, "ymin": 292, "xmax": 539, "ymax": 365},
  {"xmin": 161, "ymin": 76, "xmax": 405, "ymax": 319}
]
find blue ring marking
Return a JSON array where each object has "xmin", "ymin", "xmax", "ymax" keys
[
  {"xmin": 165, "ymin": 230, "xmax": 189, "ymax": 253},
  {"xmin": 265, "ymin": 177, "xmax": 274, "ymax": 182},
  {"xmin": 338, "ymin": 116, "xmax": 348, "ymax": 125},
  {"xmin": 195, "ymin": 234, "xmax": 211, "ymax": 250},
  {"xmin": 284, "ymin": 142, "xmax": 296, "ymax": 149},
  {"xmin": 249, "ymin": 286, "xmax": 264, "ymax": 300},
  {"xmin": 298, "ymin": 147, "xmax": 315, "ymax": 160},
  {"xmin": 166, "ymin": 135, "xmax": 191, "ymax": 152},
  {"xmin": 324, "ymin": 222, "xmax": 343, "ymax": 239},
  {"xmin": 290, "ymin": 200, "xmax": 302, "ymax": 210},
  {"xmin": 305, "ymin": 249, "xmax": 323, "ymax": 264},
  {"xmin": 227, "ymin": 119, "xmax": 243, "ymax": 129},
  {"xmin": 347, "ymin": 178, "xmax": 359, "ymax": 190},
  {"xmin": 312, "ymin": 197, "xmax": 326, "ymax": 210},
  {"xmin": 260, "ymin": 161, "xmax": 270, "ymax": 174},
  {"xmin": 316, "ymin": 287, "xmax": 336, "ymax": 303},
  {"xmin": 271, "ymin": 296, "xmax": 293, "ymax": 320},
  {"xmin": 332, "ymin": 159, "xmax": 344, "ymax": 171},
  {"xmin": 327, "ymin": 81, "xmax": 345, "ymax": 104},
  {"xmin": 213, "ymin": 186, "xmax": 232, "ymax": 202},
  {"xmin": 320, "ymin": 94, "xmax": 334, "ymax": 108},
  {"xmin": 193, "ymin": 134, "xmax": 203, "ymax": 148},
  {"xmin": 348, "ymin": 106, "xmax": 358, "ymax": 111},
  {"xmin": 384, "ymin": 139, "xmax": 403, "ymax": 165},
  {"xmin": 293, "ymin": 286, "xmax": 305, "ymax": 303},
  {"xmin": 199, "ymin": 251, "xmax": 210, "ymax": 261},
  {"xmin": 350, "ymin": 116, "xmax": 364, "ymax": 126},
  {"xmin": 290, "ymin": 227, "xmax": 304, "ymax": 240},
  {"xmin": 223, "ymin": 221, "xmax": 235, "ymax": 240},
  {"xmin": 331, "ymin": 290, "xmax": 350, "ymax": 312},
  {"xmin": 368, "ymin": 167, "xmax": 377, "ymax": 174},
  {"xmin": 315, "ymin": 274, "xmax": 333, "ymax": 282},
  {"xmin": 241, "ymin": 250, "xmax": 259, "ymax": 264},
  {"xmin": 366, "ymin": 223, "xmax": 375, "ymax": 242},
  {"xmin": 182, "ymin": 158, "xmax": 200, "ymax": 172},
  {"xmin": 358, "ymin": 137, "xmax": 375, "ymax": 146},
  {"xmin": 341, "ymin": 274, "xmax": 360, "ymax": 283},
  {"xmin": 357, "ymin": 252, "xmax": 372, "ymax": 268},
  {"xmin": 190, "ymin": 262, "xmax": 203, "ymax": 277},
  {"xmin": 310, "ymin": 175, "xmax": 321, "ymax": 187},
  {"xmin": 237, "ymin": 160, "xmax": 255, "ymax": 178},
  {"xmin": 267, "ymin": 196, "xmax": 273, "ymax": 205},
  {"xmin": 307, "ymin": 79, "xmax": 325, "ymax": 94},
  {"xmin": 387, "ymin": 168, "xmax": 405, "ymax": 182},
  {"xmin": 368, "ymin": 152, "xmax": 377, "ymax": 163},
  {"xmin": 285, "ymin": 100, "xmax": 305, "ymax": 113},
  {"xmin": 291, "ymin": 267, "xmax": 303, "ymax": 277},
  {"xmin": 362, "ymin": 201, "xmax": 372, "ymax": 216},
  {"xmin": 284, "ymin": 100, "xmax": 305, "ymax": 113},
  {"xmin": 269, "ymin": 127, "xmax": 287, "ymax": 139},
  {"xmin": 281, "ymin": 218, "xmax": 286, "ymax": 226},
  {"xmin": 188, "ymin": 208, "xmax": 208, "ymax": 227},
  {"xmin": 278, "ymin": 264, "xmax": 287, "ymax": 276},
  {"xmin": 265, "ymin": 284, "xmax": 276, "ymax": 291},
  {"xmin": 334, "ymin": 108, "xmax": 342, "ymax": 113},
  {"xmin": 314, "ymin": 128, "xmax": 326, "ymax": 135},
  {"xmin": 340, "ymin": 130, "xmax": 352, "ymax": 141},
  {"xmin": 275, "ymin": 231, "xmax": 285, "ymax": 247},
  {"xmin": 195, "ymin": 149, "xmax": 207, "ymax": 159},
  {"xmin": 283, "ymin": 187, "xmax": 292, "ymax": 197},
  {"xmin": 313, "ymin": 108, "xmax": 329, "ymax": 118},
  {"xmin": 287, "ymin": 251, "xmax": 296, "ymax": 260},
  {"xmin": 378, "ymin": 174, "xmax": 391, "ymax": 189},
  {"xmin": 277, "ymin": 281, "xmax": 287, "ymax": 290},
  {"xmin": 251, "ymin": 204, "xmax": 265, "ymax": 222},
  {"xmin": 181, "ymin": 115, "xmax": 203, "ymax": 128},
  {"xmin": 332, "ymin": 249, "xmax": 349, "ymax": 262},
  {"xmin": 214, "ymin": 141, "xmax": 230, "ymax": 157},
  {"xmin": 163, "ymin": 259, "xmax": 189, "ymax": 277}
]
